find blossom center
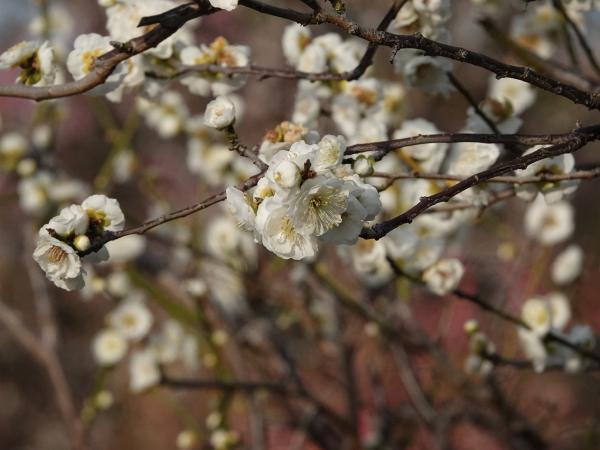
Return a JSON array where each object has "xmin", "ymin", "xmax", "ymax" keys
[{"xmin": 48, "ymin": 245, "xmax": 68, "ymax": 263}]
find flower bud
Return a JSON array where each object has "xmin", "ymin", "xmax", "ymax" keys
[
  {"xmin": 204, "ymin": 96, "xmax": 236, "ymax": 129},
  {"xmin": 463, "ymin": 319, "xmax": 479, "ymax": 335},
  {"xmin": 16, "ymin": 158, "xmax": 37, "ymax": 177},
  {"xmin": 353, "ymin": 155, "xmax": 374, "ymax": 177},
  {"xmin": 73, "ymin": 234, "xmax": 91, "ymax": 252}
]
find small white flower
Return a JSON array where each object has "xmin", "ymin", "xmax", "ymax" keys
[
  {"xmin": 521, "ymin": 292, "xmax": 570, "ymax": 338},
  {"xmin": 205, "ymin": 216, "xmax": 257, "ymax": 269},
  {"xmin": 445, "ymin": 142, "xmax": 500, "ymax": 176},
  {"xmin": 290, "ymin": 176, "xmax": 348, "ymax": 236},
  {"xmin": 255, "ymin": 197, "xmax": 318, "ymax": 260},
  {"xmin": 108, "ymin": 298, "xmax": 153, "ymax": 341},
  {"xmin": 269, "ymin": 159, "xmax": 302, "ymax": 190},
  {"xmin": 176, "ymin": 430, "xmax": 198, "ymax": 450},
  {"xmin": 551, "ymin": 244, "xmax": 583, "ymax": 285},
  {"xmin": 347, "ymin": 239, "xmax": 393, "ymax": 287},
  {"xmin": 297, "ymin": 43, "xmax": 327, "ymax": 73},
  {"xmin": 129, "ymin": 350, "xmax": 160, "ymax": 393},
  {"xmin": 314, "ymin": 135, "xmax": 346, "ymax": 173},
  {"xmin": 92, "ymin": 328, "xmax": 128, "ymax": 366},
  {"xmin": 82, "ymin": 194, "xmax": 125, "ymax": 232},
  {"xmin": 522, "ymin": 297, "xmax": 552, "ymax": 336},
  {"xmin": 353, "ymin": 156, "xmax": 374, "ymax": 177},
  {"xmin": 422, "ymin": 258, "xmax": 464, "ymax": 295},
  {"xmin": 524, "ymin": 194, "xmax": 574, "ymax": 246},
  {"xmin": 180, "ymin": 37, "xmax": 250, "ymax": 96},
  {"xmin": 393, "ymin": 118, "xmax": 448, "ymax": 172},
  {"xmin": 67, "ymin": 34, "xmax": 126, "ymax": 94},
  {"xmin": 282, "ymin": 24, "xmax": 311, "ymax": 66},
  {"xmin": 488, "ymin": 76, "xmax": 536, "ymax": 115},
  {"xmin": 515, "ymin": 146, "xmax": 578, "ymax": 203},
  {"xmin": 33, "ymin": 230, "xmax": 84, "ymax": 291},
  {"xmin": 204, "ymin": 96, "xmax": 236, "ymax": 129},
  {"xmin": 46, "ymin": 204, "xmax": 89, "ymax": 237},
  {"xmin": 0, "ymin": 41, "xmax": 40, "ymax": 68},
  {"xmin": 209, "ymin": 0, "xmax": 238, "ymax": 11},
  {"xmin": 0, "ymin": 41, "xmax": 56, "ymax": 86}
]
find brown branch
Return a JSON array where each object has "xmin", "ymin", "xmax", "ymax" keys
[
  {"xmin": 387, "ymin": 259, "xmax": 600, "ymax": 367},
  {"xmin": 344, "ymin": 128, "xmax": 595, "ymax": 160},
  {"xmin": 422, "ymin": 189, "xmax": 516, "ymax": 214},
  {"xmin": 79, "ymin": 171, "xmax": 264, "ymax": 257},
  {"xmin": 479, "ymin": 17, "xmax": 598, "ymax": 93},
  {"xmin": 236, "ymin": 1, "xmax": 600, "ymax": 109},
  {"xmin": 360, "ymin": 126, "xmax": 600, "ymax": 240},
  {"xmin": 370, "ymin": 166, "xmax": 600, "ymax": 186},
  {"xmin": 0, "ymin": 1, "xmax": 218, "ymax": 101},
  {"xmin": 318, "ymin": 10, "xmax": 600, "ymax": 110},
  {"xmin": 146, "ymin": 63, "xmax": 357, "ymax": 82}
]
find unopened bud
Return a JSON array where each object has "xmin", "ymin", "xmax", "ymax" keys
[
  {"xmin": 73, "ymin": 235, "xmax": 91, "ymax": 252},
  {"xmin": 353, "ymin": 155, "xmax": 374, "ymax": 177}
]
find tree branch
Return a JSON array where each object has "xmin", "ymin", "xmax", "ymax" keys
[{"xmin": 0, "ymin": 1, "xmax": 217, "ymax": 101}]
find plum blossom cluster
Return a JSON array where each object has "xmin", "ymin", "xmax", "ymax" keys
[
  {"xmin": 283, "ymin": 25, "xmax": 405, "ymax": 142},
  {"xmin": 226, "ymin": 134, "xmax": 382, "ymax": 260},
  {"xmin": 389, "ymin": 0, "xmax": 454, "ymax": 96},
  {"xmin": 33, "ymin": 195, "xmax": 124, "ymax": 291}
]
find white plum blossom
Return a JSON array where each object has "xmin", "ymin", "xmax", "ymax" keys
[
  {"xmin": 46, "ymin": 205, "xmax": 89, "ymax": 237},
  {"xmin": 92, "ymin": 329, "xmax": 128, "ymax": 366},
  {"xmin": 82, "ymin": 194, "xmax": 125, "ymax": 232},
  {"xmin": 129, "ymin": 350, "xmax": 161, "ymax": 393},
  {"xmin": 445, "ymin": 142, "xmax": 500, "ymax": 176},
  {"xmin": 180, "ymin": 37, "xmax": 250, "ymax": 96},
  {"xmin": 515, "ymin": 146, "xmax": 578, "ymax": 203},
  {"xmin": 521, "ymin": 297, "xmax": 554, "ymax": 336},
  {"xmin": 67, "ymin": 34, "xmax": 126, "ymax": 94},
  {"xmin": 314, "ymin": 135, "xmax": 346, "ymax": 173},
  {"xmin": 33, "ymin": 230, "xmax": 84, "ymax": 291},
  {"xmin": 256, "ymin": 197, "xmax": 318, "ymax": 260},
  {"xmin": 422, "ymin": 258, "xmax": 465, "ymax": 295},
  {"xmin": 488, "ymin": 76, "xmax": 537, "ymax": 115},
  {"xmin": 393, "ymin": 119, "xmax": 448, "ymax": 172},
  {"xmin": 519, "ymin": 292, "xmax": 572, "ymax": 372},
  {"xmin": 290, "ymin": 176, "xmax": 348, "ymax": 236},
  {"xmin": 282, "ymin": 24, "xmax": 311, "ymax": 66},
  {"xmin": 108, "ymin": 298, "xmax": 153, "ymax": 341},
  {"xmin": 551, "ymin": 244, "xmax": 584, "ymax": 286},
  {"xmin": 524, "ymin": 194, "xmax": 574, "ymax": 246},
  {"xmin": 204, "ymin": 96, "xmax": 236, "ymax": 129},
  {"xmin": 0, "ymin": 40, "xmax": 56, "ymax": 86}
]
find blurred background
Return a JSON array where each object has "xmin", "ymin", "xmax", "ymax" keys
[{"xmin": 1, "ymin": 1, "xmax": 600, "ymax": 449}]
